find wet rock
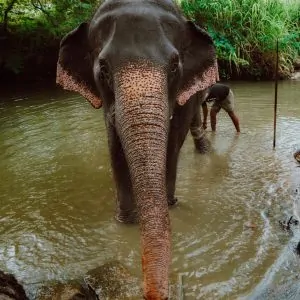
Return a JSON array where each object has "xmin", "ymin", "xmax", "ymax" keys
[
  {"xmin": 279, "ymin": 215, "xmax": 299, "ymax": 232},
  {"xmin": 5, "ymin": 261, "xmax": 182, "ymax": 300},
  {"xmin": 83, "ymin": 261, "xmax": 141, "ymax": 299},
  {"xmin": 0, "ymin": 270, "xmax": 29, "ymax": 300},
  {"xmin": 247, "ymin": 152, "xmax": 300, "ymax": 300},
  {"xmin": 250, "ymin": 281, "xmax": 300, "ymax": 300},
  {"xmin": 294, "ymin": 150, "xmax": 300, "ymax": 163},
  {"xmin": 36, "ymin": 281, "xmax": 95, "ymax": 300},
  {"xmin": 84, "ymin": 261, "xmax": 182, "ymax": 299},
  {"xmin": 247, "ymin": 213, "xmax": 300, "ymax": 299}
]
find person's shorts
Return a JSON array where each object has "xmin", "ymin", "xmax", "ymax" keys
[{"xmin": 211, "ymin": 90, "xmax": 234, "ymax": 113}]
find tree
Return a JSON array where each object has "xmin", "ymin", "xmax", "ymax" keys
[{"xmin": 1, "ymin": 0, "xmax": 18, "ymax": 33}]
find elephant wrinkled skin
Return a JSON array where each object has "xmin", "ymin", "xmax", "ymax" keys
[{"xmin": 56, "ymin": 0, "xmax": 218, "ymax": 299}]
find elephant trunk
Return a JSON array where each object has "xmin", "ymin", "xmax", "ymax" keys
[{"xmin": 115, "ymin": 62, "xmax": 170, "ymax": 300}]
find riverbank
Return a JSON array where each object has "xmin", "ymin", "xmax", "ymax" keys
[{"xmin": 0, "ymin": 0, "xmax": 299, "ymax": 85}]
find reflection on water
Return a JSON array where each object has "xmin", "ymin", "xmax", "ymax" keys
[{"xmin": 0, "ymin": 81, "xmax": 300, "ymax": 299}]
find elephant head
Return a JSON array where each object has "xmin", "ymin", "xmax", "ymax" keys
[{"xmin": 56, "ymin": 1, "xmax": 218, "ymax": 299}]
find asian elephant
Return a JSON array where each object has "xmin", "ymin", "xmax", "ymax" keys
[{"xmin": 56, "ymin": 0, "xmax": 218, "ymax": 299}]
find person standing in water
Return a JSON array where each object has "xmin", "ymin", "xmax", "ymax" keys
[{"xmin": 201, "ymin": 83, "xmax": 240, "ymax": 132}]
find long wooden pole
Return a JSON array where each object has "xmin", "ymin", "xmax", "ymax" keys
[
  {"xmin": 178, "ymin": 273, "xmax": 184, "ymax": 300},
  {"xmin": 273, "ymin": 39, "xmax": 279, "ymax": 149}
]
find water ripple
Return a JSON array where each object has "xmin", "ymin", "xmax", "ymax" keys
[{"xmin": 0, "ymin": 82, "xmax": 300, "ymax": 299}]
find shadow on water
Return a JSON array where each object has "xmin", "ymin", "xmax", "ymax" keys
[{"xmin": 0, "ymin": 80, "xmax": 300, "ymax": 299}]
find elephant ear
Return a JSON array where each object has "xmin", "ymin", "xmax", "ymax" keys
[
  {"xmin": 56, "ymin": 22, "xmax": 102, "ymax": 109},
  {"xmin": 177, "ymin": 21, "xmax": 219, "ymax": 106}
]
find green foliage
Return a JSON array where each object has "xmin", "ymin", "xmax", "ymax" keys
[
  {"xmin": 51, "ymin": 0, "xmax": 99, "ymax": 34},
  {"xmin": 0, "ymin": 0, "xmax": 99, "ymax": 36},
  {"xmin": 0, "ymin": 0, "xmax": 299, "ymax": 80},
  {"xmin": 0, "ymin": 0, "xmax": 100, "ymax": 75},
  {"xmin": 180, "ymin": 0, "xmax": 300, "ymax": 79}
]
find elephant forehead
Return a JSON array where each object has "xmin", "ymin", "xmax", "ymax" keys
[
  {"xmin": 114, "ymin": 62, "xmax": 167, "ymax": 100},
  {"xmin": 95, "ymin": 0, "xmax": 180, "ymax": 19},
  {"xmin": 90, "ymin": 1, "xmax": 182, "ymax": 42}
]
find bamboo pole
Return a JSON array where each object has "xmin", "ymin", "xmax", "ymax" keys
[
  {"xmin": 273, "ymin": 39, "xmax": 279, "ymax": 149},
  {"xmin": 178, "ymin": 273, "xmax": 184, "ymax": 300}
]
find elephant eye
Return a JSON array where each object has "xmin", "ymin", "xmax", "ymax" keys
[
  {"xmin": 99, "ymin": 59, "xmax": 113, "ymax": 89},
  {"xmin": 99, "ymin": 59, "xmax": 109, "ymax": 78},
  {"xmin": 169, "ymin": 54, "xmax": 179, "ymax": 73}
]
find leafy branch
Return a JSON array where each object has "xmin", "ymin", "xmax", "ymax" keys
[
  {"xmin": 30, "ymin": 0, "xmax": 57, "ymax": 27},
  {"xmin": 2, "ymin": 0, "xmax": 18, "ymax": 33}
]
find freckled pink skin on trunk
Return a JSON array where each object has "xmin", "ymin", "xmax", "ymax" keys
[{"xmin": 114, "ymin": 61, "xmax": 170, "ymax": 300}]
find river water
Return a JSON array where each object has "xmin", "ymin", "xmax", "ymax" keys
[{"xmin": 0, "ymin": 81, "xmax": 299, "ymax": 299}]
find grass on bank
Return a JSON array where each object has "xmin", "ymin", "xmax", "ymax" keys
[{"xmin": 180, "ymin": 0, "xmax": 300, "ymax": 79}]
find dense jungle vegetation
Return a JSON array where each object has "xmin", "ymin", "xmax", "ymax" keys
[{"xmin": 0, "ymin": 0, "xmax": 299, "ymax": 83}]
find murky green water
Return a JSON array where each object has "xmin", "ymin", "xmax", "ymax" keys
[{"xmin": 0, "ymin": 81, "xmax": 300, "ymax": 299}]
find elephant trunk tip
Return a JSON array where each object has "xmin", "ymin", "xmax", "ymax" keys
[{"xmin": 141, "ymin": 232, "xmax": 171, "ymax": 300}]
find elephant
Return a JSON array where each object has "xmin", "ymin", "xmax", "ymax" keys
[{"xmin": 56, "ymin": 0, "xmax": 218, "ymax": 299}]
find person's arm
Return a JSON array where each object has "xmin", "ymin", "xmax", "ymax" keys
[
  {"xmin": 201, "ymin": 102, "xmax": 208, "ymax": 129},
  {"xmin": 228, "ymin": 111, "xmax": 240, "ymax": 132}
]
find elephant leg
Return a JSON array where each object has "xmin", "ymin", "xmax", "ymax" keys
[
  {"xmin": 166, "ymin": 138, "xmax": 181, "ymax": 206},
  {"xmin": 166, "ymin": 94, "xmax": 211, "ymax": 205},
  {"xmin": 107, "ymin": 124, "xmax": 137, "ymax": 223},
  {"xmin": 166, "ymin": 109, "xmax": 192, "ymax": 206},
  {"xmin": 190, "ymin": 109, "xmax": 211, "ymax": 154}
]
